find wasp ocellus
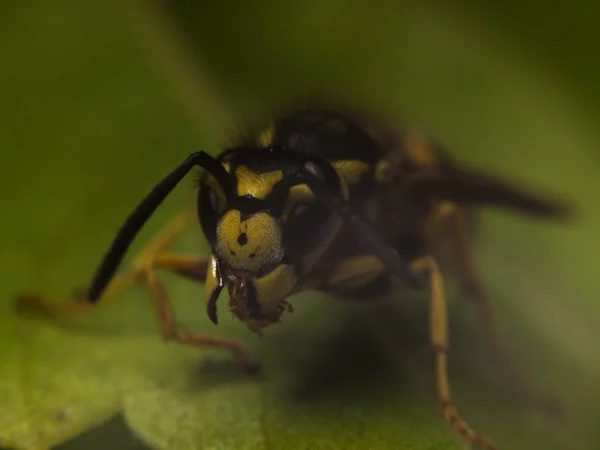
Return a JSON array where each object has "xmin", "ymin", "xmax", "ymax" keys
[{"xmin": 17, "ymin": 108, "xmax": 572, "ymax": 449}]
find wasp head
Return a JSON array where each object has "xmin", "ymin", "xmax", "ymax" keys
[{"xmin": 198, "ymin": 148, "xmax": 343, "ymax": 333}]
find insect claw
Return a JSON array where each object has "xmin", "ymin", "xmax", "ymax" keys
[
  {"xmin": 279, "ymin": 300, "xmax": 295, "ymax": 313},
  {"xmin": 206, "ymin": 302, "xmax": 218, "ymax": 325},
  {"xmin": 248, "ymin": 303, "xmax": 262, "ymax": 320}
]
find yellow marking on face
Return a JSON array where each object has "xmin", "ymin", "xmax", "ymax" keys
[
  {"xmin": 280, "ymin": 160, "xmax": 366, "ymax": 219},
  {"xmin": 216, "ymin": 210, "xmax": 283, "ymax": 272},
  {"xmin": 331, "ymin": 160, "xmax": 363, "ymax": 203},
  {"xmin": 282, "ymin": 181, "xmax": 349, "ymax": 218},
  {"xmin": 258, "ymin": 128, "xmax": 274, "ymax": 147},
  {"xmin": 253, "ymin": 263, "xmax": 298, "ymax": 316},
  {"xmin": 282, "ymin": 184, "xmax": 315, "ymax": 219},
  {"xmin": 204, "ymin": 255, "xmax": 220, "ymax": 306},
  {"xmin": 235, "ymin": 166, "xmax": 283, "ymax": 200},
  {"xmin": 332, "ymin": 160, "xmax": 371, "ymax": 185}
]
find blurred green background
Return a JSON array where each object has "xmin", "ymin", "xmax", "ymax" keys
[{"xmin": 1, "ymin": 1, "xmax": 599, "ymax": 449}]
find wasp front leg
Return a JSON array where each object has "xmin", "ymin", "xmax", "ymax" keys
[
  {"xmin": 15, "ymin": 206, "xmax": 257, "ymax": 371},
  {"xmin": 142, "ymin": 257, "xmax": 259, "ymax": 372}
]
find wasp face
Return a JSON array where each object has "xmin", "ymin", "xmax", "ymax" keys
[
  {"xmin": 214, "ymin": 207, "xmax": 287, "ymax": 332},
  {"xmin": 216, "ymin": 208, "xmax": 284, "ymax": 275},
  {"xmin": 198, "ymin": 149, "xmax": 343, "ymax": 332}
]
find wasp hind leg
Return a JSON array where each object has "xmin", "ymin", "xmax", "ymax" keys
[
  {"xmin": 15, "ymin": 206, "xmax": 257, "ymax": 371},
  {"xmin": 448, "ymin": 207, "xmax": 561, "ymax": 417},
  {"xmin": 322, "ymin": 254, "xmax": 498, "ymax": 449},
  {"xmin": 411, "ymin": 255, "xmax": 498, "ymax": 450}
]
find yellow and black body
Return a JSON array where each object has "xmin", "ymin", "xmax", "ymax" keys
[
  {"xmin": 17, "ymin": 108, "xmax": 573, "ymax": 450},
  {"xmin": 193, "ymin": 109, "xmax": 569, "ymax": 333}
]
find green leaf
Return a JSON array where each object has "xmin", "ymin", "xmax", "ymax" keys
[{"xmin": 2, "ymin": 2, "xmax": 600, "ymax": 450}]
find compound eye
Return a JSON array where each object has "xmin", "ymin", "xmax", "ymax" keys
[
  {"xmin": 290, "ymin": 202, "xmax": 309, "ymax": 218},
  {"xmin": 198, "ymin": 182, "xmax": 224, "ymax": 246},
  {"xmin": 207, "ymin": 187, "xmax": 220, "ymax": 212},
  {"xmin": 283, "ymin": 200, "xmax": 330, "ymax": 262},
  {"xmin": 201, "ymin": 173, "xmax": 227, "ymax": 215},
  {"xmin": 304, "ymin": 161, "xmax": 325, "ymax": 180}
]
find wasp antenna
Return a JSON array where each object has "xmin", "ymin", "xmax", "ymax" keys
[
  {"xmin": 88, "ymin": 151, "xmax": 230, "ymax": 303},
  {"xmin": 408, "ymin": 168, "xmax": 574, "ymax": 220}
]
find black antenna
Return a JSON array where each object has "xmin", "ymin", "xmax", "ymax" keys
[{"xmin": 88, "ymin": 151, "xmax": 230, "ymax": 303}]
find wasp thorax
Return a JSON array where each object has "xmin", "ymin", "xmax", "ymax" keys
[{"xmin": 215, "ymin": 209, "xmax": 283, "ymax": 273}]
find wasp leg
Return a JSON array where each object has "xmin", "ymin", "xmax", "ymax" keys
[
  {"xmin": 325, "ymin": 255, "xmax": 386, "ymax": 288},
  {"xmin": 448, "ymin": 207, "xmax": 561, "ymax": 416},
  {"xmin": 411, "ymin": 255, "xmax": 498, "ymax": 450},
  {"xmin": 16, "ymin": 204, "xmax": 257, "ymax": 370},
  {"xmin": 324, "ymin": 254, "xmax": 497, "ymax": 448},
  {"xmin": 15, "ymin": 205, "xmax": 197, "ymax": 317},
  {"xmin": 314, "ymin": 254, "xmax": 391, "ymax": 299},
  {"xmin": 143, "ymin": 263, "xmax": 258, "ymax": 372},
  {"xmin": 15, "ymin": 271, "xmax": 136, "ymax": 317}
]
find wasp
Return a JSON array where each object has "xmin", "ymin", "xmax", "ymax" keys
[{"xmin": 17, "ymin": 108, "xmax": 572, "ymax": 449}]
